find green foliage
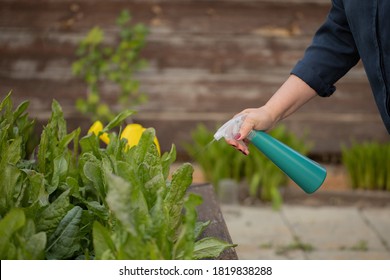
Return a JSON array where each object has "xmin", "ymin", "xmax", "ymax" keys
[
  {"xmin": 72, "ymin": 10, "xmax": 149, "ymax": 122},
  {"xmin": 275, "ymin": 236, "xmax": 315, "ymax": 255},
  {"xmin": 342, "ymin": 141, "xmax": 390, "ymax": 190},
  {"xmin": 0, "ymin": 94, "xmax": 235, "ymax": 260},
  {"xmin": 184, "ymin": 123, "xmax": 311, "ymax": 209}
]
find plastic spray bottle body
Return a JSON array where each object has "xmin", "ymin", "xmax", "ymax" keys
[{"xmin": 247, "ymin": 130, "xmax": 326, "ymax": 194}]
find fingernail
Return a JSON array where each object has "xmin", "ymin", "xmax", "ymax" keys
[{"xmin": 234, "ymin": 133, "xmax": 241, "ymax": 140}]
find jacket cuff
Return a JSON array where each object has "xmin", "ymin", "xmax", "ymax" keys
[{"xmin": 291, "ymin": 61, "xmax": 336, "ymax": 97}]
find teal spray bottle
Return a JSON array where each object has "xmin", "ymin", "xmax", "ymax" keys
[{"xmin": 214, "ymin": 115, "xmax": 327, "ymax": 194}]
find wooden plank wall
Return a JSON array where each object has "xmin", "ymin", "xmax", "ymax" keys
[{"xmin": 0, "ymin": 0, "xmax": 388, "ymax": 160}]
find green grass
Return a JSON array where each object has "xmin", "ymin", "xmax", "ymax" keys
[
  {"xmin": 341, "ymin": 141, "xmax": 390, "ymax": 191},
  {"xmin": 275, "ymin": 237, "xmax": 315, "ymax": 255},
  {"xmin": 339, "ymin": 240, "xmax": 368, "ymax": 252}
]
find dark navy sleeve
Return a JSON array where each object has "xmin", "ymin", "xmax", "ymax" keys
[{"xmin": 291, "ymin": 0, "xmax": 360, "ymax": 97}]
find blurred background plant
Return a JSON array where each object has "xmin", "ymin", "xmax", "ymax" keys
[
  {"xmin": 342, "ymin": 141, "xmax": 390, "ymax": 191},
  {"xmin": 184, "ymin": 123, "xmax": 311, "ymax": 209},
  {"xmin": 72, "ymin": 10, "xmax": 149, "ymax": 122}
]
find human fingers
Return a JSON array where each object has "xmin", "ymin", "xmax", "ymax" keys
[{"xmin": 226, "ymin": 138, "xmax": 249, "ymax": 155}]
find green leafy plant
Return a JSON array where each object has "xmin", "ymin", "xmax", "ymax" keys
[
  {"xmin": 339, "ymin": 240, "xmax": 368, "ymax": 252},
  {"xmin": 72, "ymin": 10, "xmax": 149, "ymax": 122},
  {"xmin": 341, "ymin": 141, "xmax": 390, "ymax": 190},
  {"xmin": 0, "ymin": 93, "xmax": 235, "ymax": 259},
  {"xmin": 275, "ymin": 236, "xmax": 315, "ymax": 255},
  {"xmin": 184, "ymin": 123, "xmax": 311, "ymax": 209}
]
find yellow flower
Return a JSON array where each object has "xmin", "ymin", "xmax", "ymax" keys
[
  {"xmin": 88, "ymin": 121, "xmax": 110, "ymax": 144},
  {"xmin": 121, "ymin": 123, "xmax": 161, "ymax": 155},
  {"xmin": 88, "ymin": 121, "xmax": 161, "ymax": 155}
]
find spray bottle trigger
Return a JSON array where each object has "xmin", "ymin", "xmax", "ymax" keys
[{"xmin": 213, "ymin": 115, "xmax": 248, "ymax": 149}]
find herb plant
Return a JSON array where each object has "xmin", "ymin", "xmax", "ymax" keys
[
  {"xmin": 0, "ymin": 93, "xmax": 235, "ymax": 259},
  {"xmin": 72, "ymin": 10, "xmax": 149, "ymax": 122},
  {"xmin": 342, "ymin": 141, "xmax": 390, "ymax": 190}
]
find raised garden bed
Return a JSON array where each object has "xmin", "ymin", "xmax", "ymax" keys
[{"xmin": 189, "ymin": 183, "xmax": 238, "ymax": 259}]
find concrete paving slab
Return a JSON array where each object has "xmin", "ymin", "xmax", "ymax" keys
[
  {"xmin": 307, "ymin": 250, "xmax": 390, "ymax": 260},
  {"xmin": 281, "ymin": 205, "xmax": 386, "ymax": 251},
  {"xmin": 220, "ymin": 203, "xmax": 390, "ymax": 260},
  {"xmin": 234, "ymin": 246, "xmax": 306, "ymax": 260},
  {"xmin": 221, "ymin": 205, "xmax": 294, "ymax": 246},
  {"xmin": 361, "ymin": 208, "xmax": 390, "ymax": 250},
  {"xmin": 221, "ymin": 205, "xmax": 306, "ymax": 259}
]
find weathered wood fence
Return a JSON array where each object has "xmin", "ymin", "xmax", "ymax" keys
[{"xmin": 1, "ymin": 0, "xmax": 388, "ymax": 159}]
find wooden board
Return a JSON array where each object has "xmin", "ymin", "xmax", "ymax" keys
[
  {"xmin": 188, "ymin": 183, "xmax": 238, "ymax": 260},
  {"xmin": 0, "ymin": 0, "xmax": 388, "ymax": 159}
]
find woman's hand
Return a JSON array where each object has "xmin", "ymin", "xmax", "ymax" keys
[
  {"xmin": 226, "ymin": 106, "xmax": 277, "ymax": 155},
  {"xmin": 226, "ymin": 75, "xmax": 318, "ymax": 155}
]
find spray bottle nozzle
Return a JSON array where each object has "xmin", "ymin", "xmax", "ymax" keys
[
  {"xmin": 214, "ymin": 115, "xmax": 248, "ymax": 148},
  {"xmin": 214, "ymin": 115, "xmax": 245, "ymax": 140}
]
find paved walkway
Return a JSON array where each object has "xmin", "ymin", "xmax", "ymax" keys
[{"xmin": 221, "ymin": 203, "xmax": 390, "ymax": 260}]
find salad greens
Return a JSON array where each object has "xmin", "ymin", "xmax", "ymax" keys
[{"xmin": 0, "ymin": 92, "xmax": 235, "ymax": 260}]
